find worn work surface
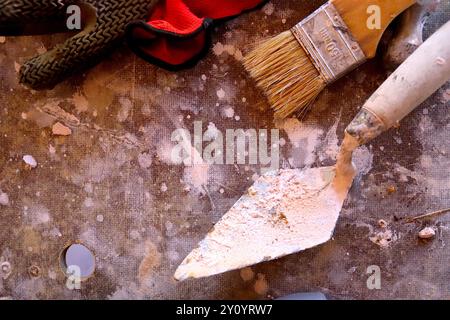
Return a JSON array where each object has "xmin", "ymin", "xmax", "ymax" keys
[{"xmin": 1, "ymin": 0, "xmax": 450, "ymax": 299}]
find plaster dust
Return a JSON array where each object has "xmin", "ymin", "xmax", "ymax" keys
[
  {"xmin": 137, "ymin": 152, "xmax": 153, "ymax": 169},
  {"xmin": 369, "ymin": 229, "xmax": 397, "ymax": 248},
  {"xmin": 0, "ymin": 191, "xmax": 9, "ymax": 206},
  {"xmin": 183, "ymin": 164, "xmax": 211, "ymax": 195},
  {"xmin": 117, "ymin": 97, "xmax": 132, "ymax": 123},
  {"xmin": 138, "ymin": 241, "xmax": 162, "ymax": 282},
  {"xmin": 262, "ymin": 2, "xmax": 275, "ymax": 16},
  {"xmin": 204, "ymin": 123, "xmax": 220, "ymax": 141},
  {"xmin": 392, "ymin": 114, "xmax": 450, "ymax": 199},
  {"xmin": 278, "ymin": 118, "xmax": 324, "ymax": 167},
  {"xmin": 212, "ymin": 42, "xmax": 244, "ymax": 61},
  {"xmin": 216, "ymin": 88, "xmax": 226, "ymax": 100},
  {"xmin": 220, "ymin": 106, "xmax": 235, "ymax": 119},
  {"xmin": 70, "ymin": 92, "xmax": 89, "ymax": 114},
  {"xmin": 318, "ymin": 115, "xmax": 340, "ymax": 162},
  {"xmin": 442, "ymin": 88, "xmax": 450, "ymax": 102}
]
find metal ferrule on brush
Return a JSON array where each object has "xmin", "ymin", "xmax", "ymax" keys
[{"xmin": 291, "ymin": 2, "xmax": 367, "ymax": 84}]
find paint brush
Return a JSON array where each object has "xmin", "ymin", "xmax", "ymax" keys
[
  {"xmin": 243, "ymin": 0, "xmax": 416, "ymax": 119},
  {"xmin": 175, "ymin": 21, "xmax": 450, "ymax": 281}
]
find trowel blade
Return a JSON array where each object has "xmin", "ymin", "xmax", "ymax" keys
[{"xmin": 175, "ymin": 166, "xmax": 351, "ymax": 281}]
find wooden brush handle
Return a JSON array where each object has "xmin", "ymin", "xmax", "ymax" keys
[
  {"xmin": 347, "ymin": 21, "xmax": 450, "ymax": 144},
  {"xmin": 332, "ymin": 0, "xmax": 416, "ymax": 58}
]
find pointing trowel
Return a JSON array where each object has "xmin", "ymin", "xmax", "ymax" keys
[{"xmin": 175, "ymin": 21, "xmax": 450, "ymax": 281}]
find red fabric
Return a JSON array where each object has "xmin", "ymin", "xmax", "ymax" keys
[{"xmin": 127, "ymin": 0, "xmax": 265, "ymax": 67}]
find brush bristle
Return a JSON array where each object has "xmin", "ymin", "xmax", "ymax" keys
[{"xmin": 243, "ymin": 31, "xmax": 326, "ymax": 119}]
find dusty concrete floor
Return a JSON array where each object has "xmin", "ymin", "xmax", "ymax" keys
[{"xmin": 0, "ymin": 0, "xmax": 450, "ymax": 300}]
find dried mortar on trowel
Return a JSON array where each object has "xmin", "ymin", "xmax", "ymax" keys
[{"xmin": 174, "ymin": 21, "xmax": 450, "ymax": 281}]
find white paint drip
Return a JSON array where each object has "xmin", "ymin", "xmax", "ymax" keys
[{"xmin": 23, "ymin": 155, "xmax": 37, "ymax": 168}]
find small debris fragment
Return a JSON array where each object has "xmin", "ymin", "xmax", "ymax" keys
[
  {"xmin": 216, "ymin": 88, "xmax": 226, "ymax": 100},
  {"xmin": 84, "ymin": 183, "xmax": 93, "ymax": 193},
  {"xmin": 370, "ymin": 229, "xmax": 395, "ymax": 248},
  {"xmin": 248, "ymin": 186, "xmax": 257, "ymax": 196},
  {"xmin": 0, "ymin": 191, "xmax": 9, "ymax": 206},
  {"xmin": 240, "ymin": 267, "xmax": 254, "ymax": 282},
  {"xmin": 96, "ymin": 215, "xmax": 104, "ymax": 222},
  {"xmin": 393, "ymin": 136, "xmax": 403, "ymax": 144},
  {"xmin": 71, "ymin": 92, "xmax": 89, "ymax": 114},
  {"xmin": 418, "ymin": 227, "xmax": 435, "ymax": 239},
  {"xmin": 212, "ymin": 42, "xmax": 225, "ymax": 56},
  {"xmin": 161, "ymin": 183, "xmax": 168, "ymax": 192},
  {"xmin": 1, "ymin": 261, "xmax": 11, "ymax": 279},
  {"xmin": 23, "ymin": 155, "xmax": 37, "ymax": 168},
  {"xmin": 347, "ymin": 266, "xmax": 357, "ymax": 274},
  {"xmin": 52, "ymin": 122, "xmax": 72, "ymax": 136},
  {"xmin": 130, "ymin": 230, "xmax": 140, "ymax": 240},
  {"xmin": 48, "ymin": 145, "xmax": 56, "ymax": 154},
  {"xmin": 254, "ymin": 273, "xmax": 269, "ymax": 295},
  {"xmin": 14, "ymin": 62, "xmax": 21, "ymax": 73},
  {"xmin": 48, "ymin": 270, "xmax": 57, "ymax": 280},
  {"xmin": 28, "ymin": 265, "xmax": 41, "ymax": 278},
  {"xmin": 387, "ymin": 186, "xmax": 396, "ymax": 194},
  {"xmin": 117, "ymin": 97, "xmax": 132, "ymax": 122},
  {"xmin": 221, "ymin": 106, "xmax": 235, "ymax": 119},
  {"xmin": 83, "ymin": 197, "xmax": 94, "ymax": 208},
  {"xmin": 262, "ymin": 2, "xmax": 275, "ymax": 15},
  {"xmin": 138, "ymin": 152, "xmax": 153, "ymax": 169},
  {"xmin": 378, "ymin": 219, "xmax": 388, "ymax": 228},
  {"xmin": 442, "ymin": 89, "xmax": 450, "ymax": 103}
]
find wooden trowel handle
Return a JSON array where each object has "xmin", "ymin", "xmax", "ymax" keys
[{"xmin": 347, "ymin": 20, "xmax": 450, "ymax": 144}]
